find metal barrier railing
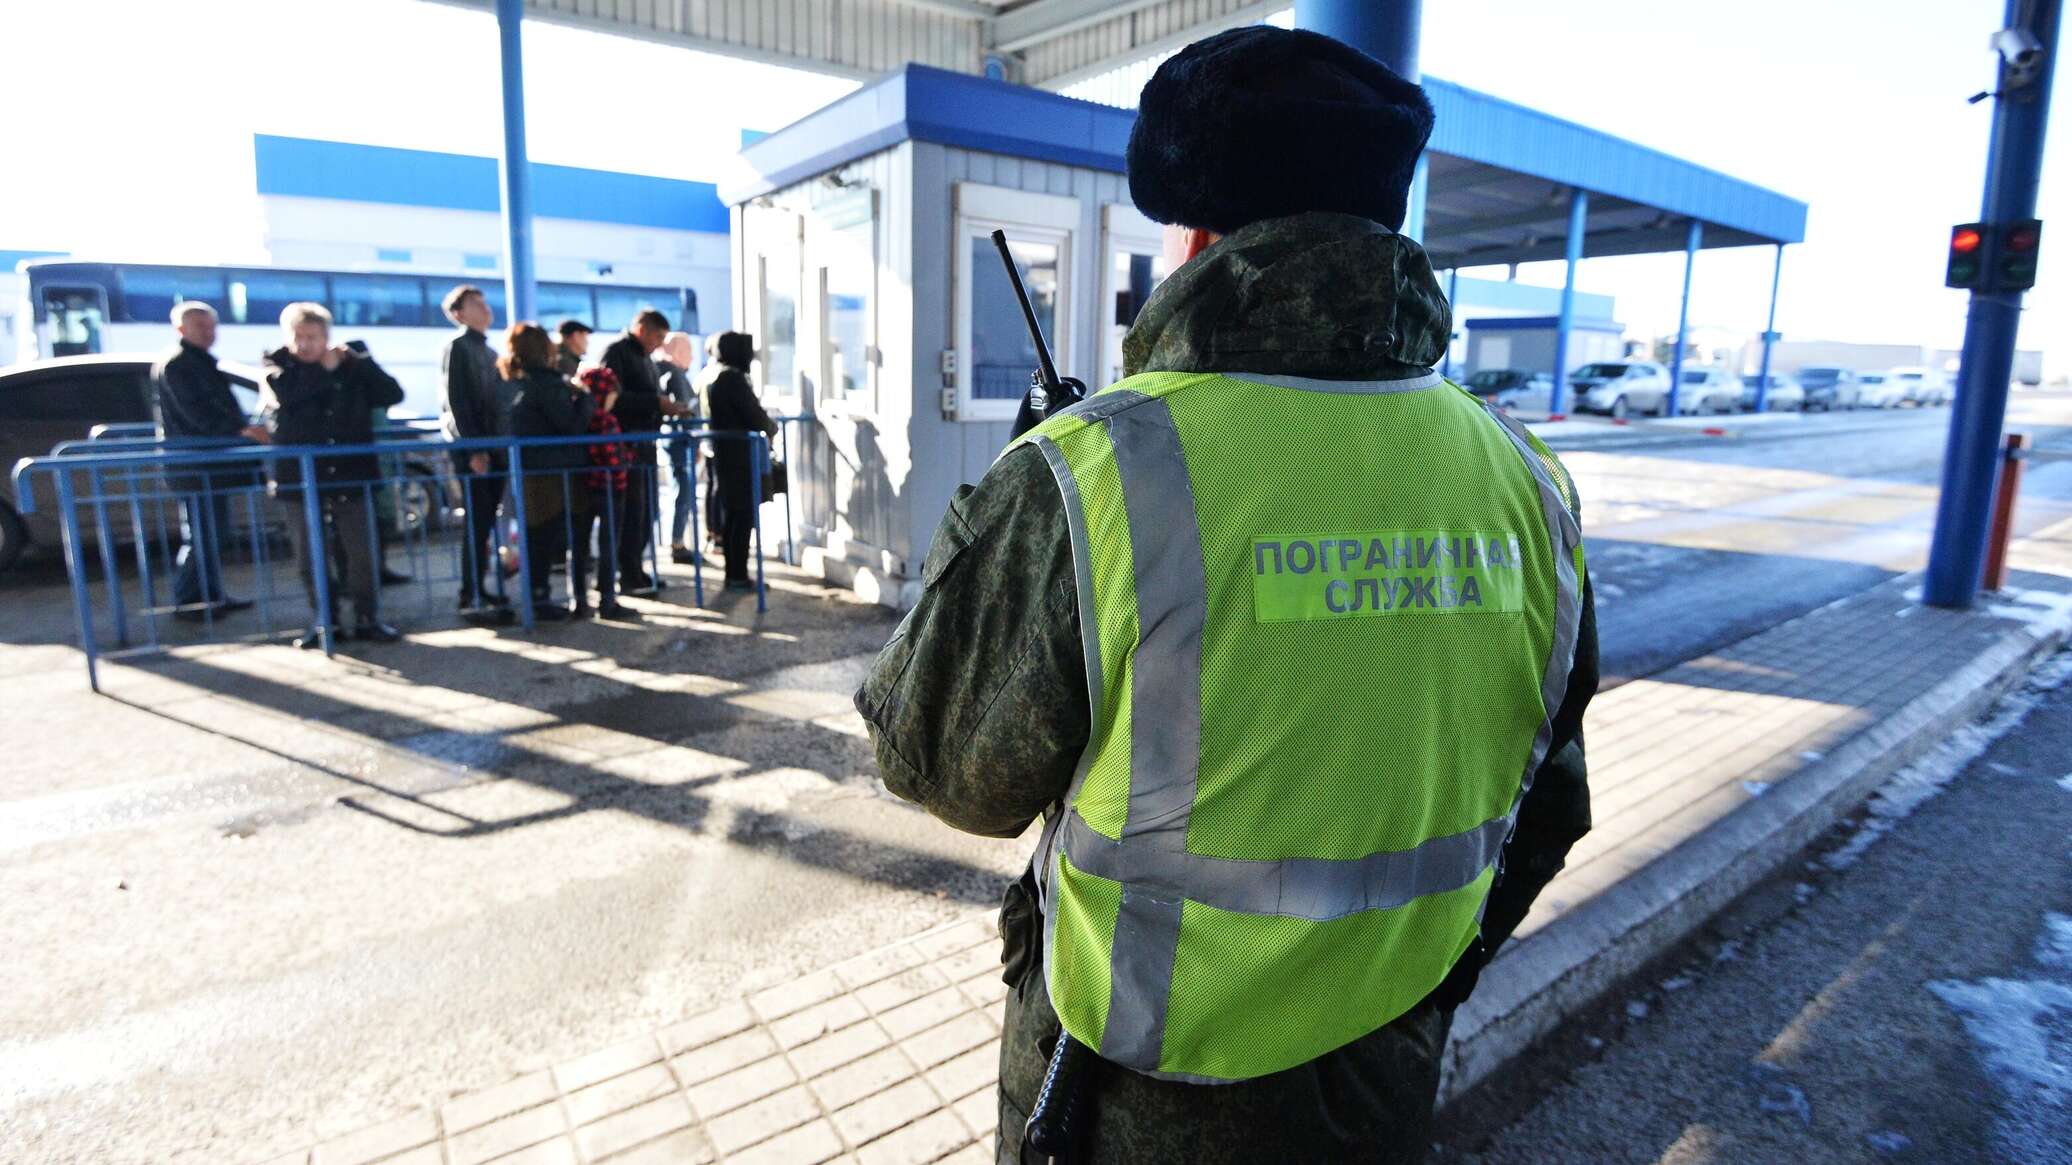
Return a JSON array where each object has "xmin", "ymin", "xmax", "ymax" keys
[{"xmin": 11, "ymin": 428, "xmax": 772, "ymax": 692}]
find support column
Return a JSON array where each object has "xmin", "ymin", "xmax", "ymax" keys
[
  {"xmin": 1441, "ymin": 266, "xmax": 1459, "ymax": 379},
  {"xmin": 1550, "ymin": 188, "xmax": 1589, "ymax": 417},
  {"xmin": 496, "ymin": 0, "xmax": 537, "ymax": 323},
  {"xmin": 1928, "ymin": 0, "xmax": 2061, "ymax": 608},
  {"xmin": 1754, "ymin": 244, "xmax": 1784, "ymax": 413},
  {"xmin": 1666, "ymin": 219, "xmax": 1703, "ymax": 417},
  {"xmin": 1293, "ymin": 0, "xmax": 1423, "ymax": 78}
]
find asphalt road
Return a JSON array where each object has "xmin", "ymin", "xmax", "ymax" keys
[
  {"xmin": 1435, "ymin": 647, "xmax": 2072, "ymax": 1165},
  {"xmin": 4, "ymin": 395, "xmax": 2072, "ymax": 1163},
  {"xmin": 1563, "ymin": 397, "xmax": 2072, "ymax": 682}
]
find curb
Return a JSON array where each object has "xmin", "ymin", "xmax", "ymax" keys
[{"xmin": 1438, "ymin": 594, "xmax": 2070, "ymax": 1104}]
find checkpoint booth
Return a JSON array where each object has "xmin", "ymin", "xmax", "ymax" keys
[
  {"xmin": 720, "ymin": 64, "xmax": 1805, "ymax": 609},
  {"xmin": 721, "ymin": 66, "xmax": 1147, "ymax": 609}
]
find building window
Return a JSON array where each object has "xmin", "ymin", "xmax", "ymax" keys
[
  {"xmin": 816, "ymin": 191, "xmax": 877, "ymax": 408},
  {"xmin": 462, "ymin": 253, "xmax": 498, "ymax": 271},
  {"xmin": 1101, "ymin": 204, "xmax": 1169, "ymax": 388},
  {"xmin": 954, "ymin": 183, "xmax": 1079, "ymax": 423},
  {"xmin": 375, "ymin": 248, "xmax": 413, "ymax": 264}
]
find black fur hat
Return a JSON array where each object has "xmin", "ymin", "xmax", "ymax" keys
[{"xmin": 1127, "ymin": 25, "xmax": 1434, "ymax": 234}]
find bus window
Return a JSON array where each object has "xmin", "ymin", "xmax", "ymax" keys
[
  {"xmin": 121, "ymin": 267, "xmax": 229, "ymax": 324},
  {"xmin": 536, "ymin": 283, "xmax": 597, "ymax": 329},
  {"xmin": 226, "ymin": 270, "xmax": 328, "ymax": 327},
  {"xmin": 40, "ymin": 288, "xmax": 106, "ymax": 357},
  {"xmin": 332, "ymin": 274, "xmax": 428, "ymax": 327}
]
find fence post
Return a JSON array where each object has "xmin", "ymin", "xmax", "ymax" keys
[
  {"xmin": 1982, "ymin": 432, "xmax": 2031, "ymax": 593},
  {"xmin": 780, "ymin": 419, "xmax": 796, "ymax": 567},
  {"xmin": 52, "ymin": 469, "xmax": 103, "ymax": 693},
  {"xmin": 299, "ymin": 454, "xmax": 336, "ymax": 656},
  {"xmin": 507, "ymin": 442, "xmax": 535, "ymax": 629},
  {"xmin": 752, "ymin": 433, "xmax": 767, "ymax": 613},
  {"xmin": 87, "ymin": 464, "xmax": 131, "ymax": 648},
  {"xmin": 688, "ymin": 434, "xmax": 705, "ymax": 608}
]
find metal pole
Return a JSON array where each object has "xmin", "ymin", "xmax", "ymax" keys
[
  {"xmin": 507, "ymin": 442, "xmax": 535, "ymax": 629},
  {"xmin": 1755, "ymin": 244, "xmax": 1784, "ymax": 412},
  {"xmin": 1927, "ymin": 0, "xmax": 2061, "ymax": 608},
  {"xmin": 1441, "ymin": 267, "xmax": 1459, "ymax": 379},
  {"xmin": 1551, "ymin": 188, "xmax": 1589, "ymax": 416},
  {"xmin": 496, "ymin": 0, "xmax": 537, "ymax": 322},
  {"xmin": 1292, "ymin": 0, "xmax": 1423, "ymax": 78},
  {"xmin": 52, "ymin": 470, "xmax": 102, "ymax": 692},
  {"xmin": 1667, "ymin": 220, "xmax": 1703, "ymax": 417}
]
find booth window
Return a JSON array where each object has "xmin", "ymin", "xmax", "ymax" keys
[
  {"xmin": 954, "ymin": 183, "xmax": 1079, "ymax": 423},
  {"xmin": 819, "ymin": 190, "xmax": 876, "ymax": 407},
  {"xmin": 1100, "ymin": 205, "xmax": 1167, "ymax": 388}
]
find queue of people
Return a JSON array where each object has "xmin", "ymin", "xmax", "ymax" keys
[{"xmin": 148, "ymin": 283, "xmax": 781, "ymax": 647}]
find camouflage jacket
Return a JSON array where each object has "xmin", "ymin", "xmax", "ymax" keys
[{"xmin": 855, "ymin": 213, "xmax": 1597, "ymax": 1160}]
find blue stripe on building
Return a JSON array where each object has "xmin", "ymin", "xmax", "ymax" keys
[{"xmin": 253, "ymin": 135, "xmax": 731, "ymax": 234}]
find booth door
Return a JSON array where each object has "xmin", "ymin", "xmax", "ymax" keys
[{"xmin": 1099, "ymin": 204, "xmax": 1169, "ymax": 391}]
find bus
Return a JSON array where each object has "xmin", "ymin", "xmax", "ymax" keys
[{"xmin": 18, "ymin": 259, "xmax": 699, "ymax": 417}]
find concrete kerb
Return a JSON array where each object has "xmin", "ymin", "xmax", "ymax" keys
[{"xmin": 1438, "ymin": 590, "xmax": 2071, "ymax": 1104}]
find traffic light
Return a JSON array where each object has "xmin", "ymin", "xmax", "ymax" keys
[
  {"xmin": 1998, "ymin": 219, "xmax": 2043, "ymax": 291},
  {"xmin": 1946, "ymin": 222, "xmax": 1989, "ymax": 288}
]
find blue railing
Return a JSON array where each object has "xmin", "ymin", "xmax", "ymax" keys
[{"xmin": 11, "ymin": 426, "xmax": 774, "ymax": 692}]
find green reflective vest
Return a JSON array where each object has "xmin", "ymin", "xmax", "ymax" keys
[{"xmin": 1011, "ymin": 370, "xmax": 1584, "ymax": 1083}]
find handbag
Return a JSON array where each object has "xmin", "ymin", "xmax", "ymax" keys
[{"xmin": 762, "ymin": 458, "xmax": 788, "ymax": 499}]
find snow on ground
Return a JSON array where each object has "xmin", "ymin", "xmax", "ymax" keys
[
  {"xmin": 1987, "ymin": 587, "xmax": 2072, "ymax": 639},
  {"xmin": 1826, "ymin": 652, "xmax": 2072, "ymax": 872},
  {"xmin": 1926, "ymin": 972, "xmax": 2072, "ymax": 1165}
]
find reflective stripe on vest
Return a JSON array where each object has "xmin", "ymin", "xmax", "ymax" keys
[{"xmin": 1013, "ymin": 371, "xmax": 1584, "ymax": 1083}]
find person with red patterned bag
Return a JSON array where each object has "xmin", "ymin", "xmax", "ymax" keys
[{"xmin": 571, "ymin": 366, "xmax": 633, "ymax": 620}]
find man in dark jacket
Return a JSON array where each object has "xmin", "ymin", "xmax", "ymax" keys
[
  {"xmin": 600, "ymin": 309, "xmax": 688, "ymax": 591},
  {"xmin": 153, "ymin": 300, "xmax": 268, "ymax": 616},
  {"xmin": 441, "ymin": 285, "xmax": 511, "ymax": 613},
  {"xmin": 855, "ymin": 28, "xmax": 1596, "ymax": 1164},
  {"xmin": 555, "ymin": 319, "xmax": 591, "ymax": 377},
  {"xmin": 264, "ymin": 302, "xmax": 405, "ymax": 647},
  {"xmin": 700, "ymin": 332, "xmax": 778, "ymax": 590}
]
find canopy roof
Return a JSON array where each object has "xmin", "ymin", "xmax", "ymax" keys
[{"xmin": 723, "ymin": 66, "xmax": 1806, "ymax": 266}]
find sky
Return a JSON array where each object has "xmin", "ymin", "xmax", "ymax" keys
[{"xmin": 0, "ymin": 0, "xmax": 2064, "ymax": 376}]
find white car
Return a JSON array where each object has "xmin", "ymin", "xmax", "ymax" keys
[
  {"xmin": 1739, "ymin": 374, "xmax": 1805, "ymax": 412},
  {"xmin": 1675, "ymin": 368, "xmax": 1741, "ymax": 414},
  {"xmin": 1887, "ymin": 367, "xmax": 1952, "ymax": 406},
  {"xmin": 1857, "ymin": 372, "xmax": 1908, "ymax": 408},
  {"xmin": 1573, "ymin": 361, "xmax": 1674, "ymax": 418}
]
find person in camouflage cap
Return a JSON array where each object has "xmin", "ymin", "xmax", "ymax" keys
[{"xmin": 856, "ymin": 24, "xmax": 1597, "ymax": 1164}]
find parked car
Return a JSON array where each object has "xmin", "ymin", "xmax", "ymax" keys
[
  {"xmin": 1887, "ymin": 366, "xmax": 1952, "ymax": 406},
  {"xmin": 1738, "ymin": 373, "xmax": 1805, "ymax": 412},
  {"xmin": 1572, "ymin": 361, "xmax": 1673, "ymax": 418},
  {"xmin": 1857, "ymin": 371, "xmax": 1908, "ymax": 408},
  {"xmin": 1461, "ymin": 368, "xmax": 1554, "ymax": 413},
  {"xmin": 1675, "ymin": 367, "xmax": 1741, "ymax": 414},
  {"xmin": 1795, "ymin": 366, "xmax": 1862, "ymax": 411},
  {"xmin": 0, "ymin": 354, "xmax": 450, "ymax": 574}
]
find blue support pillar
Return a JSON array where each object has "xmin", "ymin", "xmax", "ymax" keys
[
  {"xmin": 1666, "ymin": 219, "xmax": 1703, "ymax": 417},
  {"xmin": 1927, "ymin": 0, "xmax": 2061, "ymax": 608},
  {"xmin": 1441, "ymin": 266, "xmax": 1459, "ymax": 379},
  {"xmin": 1293, "ymin": 0, "xmax": 1423, "ymax": 78},
  {"xmin": 1755, "ymin": 244, "xmax": 1784, "ymax": 412},
  {"xmin": 1550, "ymin": 188, "xmax": 1589, "ymax": 416},
  {"xmin": 496, "ymin": 0, "xmax": 537, "ymax": 323}
]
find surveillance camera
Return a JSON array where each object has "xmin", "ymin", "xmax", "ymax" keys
[{"xmin": 1992, "ymin": 26, "xmax": 2044, "ymax": 69}]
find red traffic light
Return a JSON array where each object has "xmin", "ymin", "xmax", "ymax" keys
[
  {"xmin": 1952, "ymin": 226, "xmax": 1984, "ymax": 253},
  {"xmin": 2005, "ymin": 221, "xmax": 2041, "ymax": 252}
]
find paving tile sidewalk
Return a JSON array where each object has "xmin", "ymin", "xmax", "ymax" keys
[{"xmin": 266, "ymin": 525, "xmax": 2072, "ymax": 1165}]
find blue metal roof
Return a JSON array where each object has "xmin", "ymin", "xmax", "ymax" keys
[
  {"xmin": 724, "ymin": 65, "xmax": 1806, "ymax": 255},
  {"xmin": 253, "ymin": 135, "xmax": 731, "ymax": 234},
  {"xmin": 1422, "ymin": 80, "xmax": 1805, "ymax": 248},
  {"xmin": 2, "ymin": 249, "xmax": 65, "ymax": 274},
  {"xmin": 1465, "ymin": 315, "xmax": 1625, "ymax": 333}
]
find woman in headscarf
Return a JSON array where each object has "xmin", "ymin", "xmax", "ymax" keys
[
  {"xmin": 655, "ymin": 331, "xmax": 701, "ymax": 565},
  {"xmin": 700, "ymin": 332, "xmax": 779, "ymax": 590}
]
